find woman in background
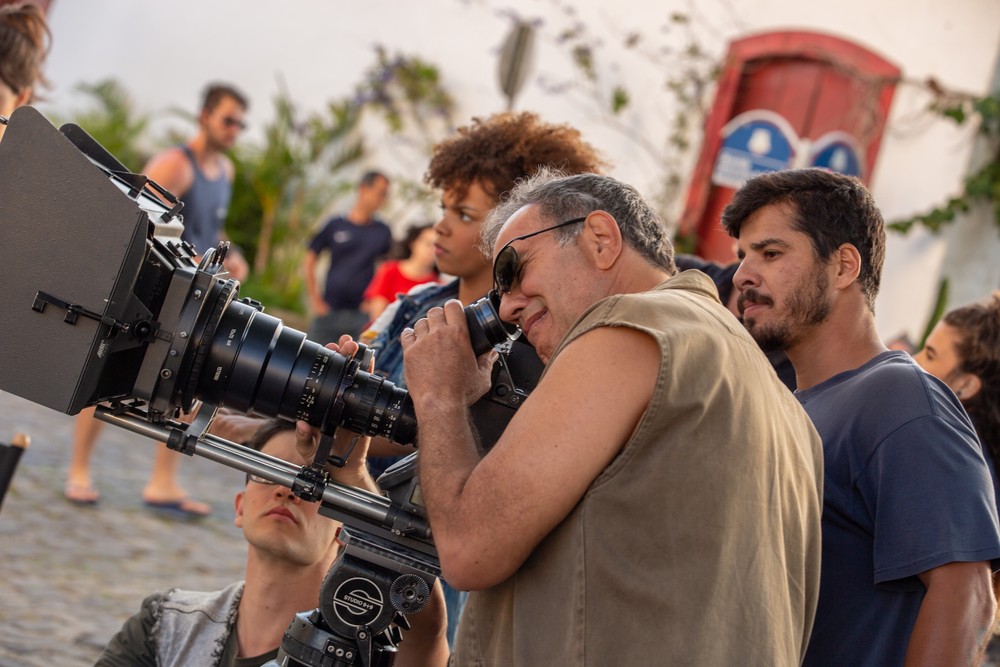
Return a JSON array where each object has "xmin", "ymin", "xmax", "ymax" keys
[
  {"xmin": 914, "ymin": 291, "xmax": 1000, "ymax": 471},
  {"xmin": 0, "ymin": 1, "xmax": 49, "ymax": 141},
  {"xmin": 362, "ymin": 222, "xmax": 439, "ymax": 324}
]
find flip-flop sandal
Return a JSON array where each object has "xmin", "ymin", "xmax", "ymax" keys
[
  {"xmin": 143, "ymin": 497, "xmax": 211, "ymax": 519},
  {"xmin": 64, "ymin": 483, "xmax": 100, "ymax": 506}
]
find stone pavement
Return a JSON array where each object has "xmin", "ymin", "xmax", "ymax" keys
[{"xmin": 0, "ymin": 389, "xmax": 250, "ymax": 666}]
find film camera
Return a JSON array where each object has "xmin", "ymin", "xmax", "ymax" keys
[{"xmin": 0, "ymin": 107, "xmax": 542, "ymax": 665}]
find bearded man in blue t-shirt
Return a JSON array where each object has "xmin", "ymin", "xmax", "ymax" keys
[{"xmin": 724, "ymin": 167, "xmax": 1000, "ymax": 666}]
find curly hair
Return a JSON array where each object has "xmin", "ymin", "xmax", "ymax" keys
[
  {"xmin": 424, "ymin": 111, "xmax": 606, "ymax": 202},
  {"xmin": 944, "ymin": 292, "xmax": 1000, "ymax": 466},
  {"xmin": 0, "ymin": 2, "xmax": 50, "ymax": 101}
]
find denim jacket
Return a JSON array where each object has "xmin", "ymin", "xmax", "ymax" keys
[{"xmin": 370, "ymin": 279, "xmax": 460, "ymax": 386}]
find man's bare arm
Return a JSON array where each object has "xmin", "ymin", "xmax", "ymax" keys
[
  {"xmin": 142, "ymin": 148, "xmax": 194, "ymax": 201},
  {"xmin": 402, "ymin": 301, "xmax": 659, "ymax": 590},
  {"xmin": 394, "ymin": 581, "xmax": 450, "ymax": 667},
  {"xmin": 303, "ymin": 250, "xmax": 329, "ymax": 316},
  {"xmin": 905, "ymin": 560, "xmax": 995, "ymax": 667}
]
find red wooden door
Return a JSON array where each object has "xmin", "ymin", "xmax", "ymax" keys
[{"xmin": 680, "ymin": 31, "xmax": 900, "ymax": 262}]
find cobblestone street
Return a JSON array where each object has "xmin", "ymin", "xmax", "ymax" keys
[{"xmin": 0, "ymin": 389, "xmax": 250, "ymax": 666}]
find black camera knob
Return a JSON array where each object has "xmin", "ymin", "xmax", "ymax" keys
[{"xmin": 389, "ymin": 573, "xmax": 431, "ymax": 614}]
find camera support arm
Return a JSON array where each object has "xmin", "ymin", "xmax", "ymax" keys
[{"xmin": 93, "ymin": 404, "xmax": 431, "ymax": 536}]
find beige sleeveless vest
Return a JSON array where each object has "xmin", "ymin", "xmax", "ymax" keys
[{"xmin": 451, "ymin": 271, "xmax": 822, "ymax": 666}]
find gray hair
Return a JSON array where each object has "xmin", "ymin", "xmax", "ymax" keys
[{"xmin": 481, "ymin": 169, "xmax": 675, "ymax": 273}]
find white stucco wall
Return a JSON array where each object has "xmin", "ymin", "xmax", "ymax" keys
[{"xmin": 37, "ymin": 0, "xmax": 1000, "ymax": 339}]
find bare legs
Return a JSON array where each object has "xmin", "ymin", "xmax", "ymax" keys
[
  {"xmin": 65, "ymin": 407, "xmax": 209, "ymax": 515},
  {"xmin": 65, "ymin": 406, "xmax": 102, "ymax": 504},
  {"xmin": 140, "ymin": 442, "xmax": 210, "ymax": 515}
]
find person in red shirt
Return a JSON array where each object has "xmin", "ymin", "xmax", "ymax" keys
[{"xmin": 363, "ymin": 223, "xmax": 440, "ymax": 323}]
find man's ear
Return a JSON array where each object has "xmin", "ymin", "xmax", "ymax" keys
[
  {"xmin": 234, "ymin": 490, "xmax": 245, "ymax": 528},
  {"xmin": 582, "ymin": 210, "xmax": 623, "ymax": 270},
  {"xmin": 14, "ymin": 87, "xmax": 31, "ymax": 108},
  {"xmin": 955, "ymin": 373, "xmax": 983, "ymax": 401},
  {"xmin": 833, "ymin": 243, "xmax": 862, "ymax": 290}
]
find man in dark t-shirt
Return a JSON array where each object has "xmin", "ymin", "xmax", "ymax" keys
[
  {"xmin": 304, "ymin": 171, "xmax": 392, "ymax": 342},
  {"xmin": 724, "ymin": 168, "xmax": 1000, "ymax": 666}
]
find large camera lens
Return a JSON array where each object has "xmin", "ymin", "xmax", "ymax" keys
[
  {"xmin": 164, "ymin": 281, "xmax": 518, "ymax": 448},
  {"xmin": 192, "ymin": 290, "xmax": 416, "ymax": 445}
]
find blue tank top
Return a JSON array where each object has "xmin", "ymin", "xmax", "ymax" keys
[{"xmin": 179, "ymin": 145, "xmax": 232, "ymax": 254}]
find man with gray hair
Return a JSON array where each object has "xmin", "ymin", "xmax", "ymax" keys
[{"xmin": 398, "ymin": 171, "xmax": 825, "ymax": 665}]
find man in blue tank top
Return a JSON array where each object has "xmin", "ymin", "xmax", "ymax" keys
[
  {"xmin": 724, "ymin": 168, "xmax": 1000, "ymax": 666},
  {"xmin": 143, "ymin": 82, "xmax": 249, "ymax": 280},
  {"xmin": 65, "ymin": 83, "xmax": 251, "ymax": 516}
]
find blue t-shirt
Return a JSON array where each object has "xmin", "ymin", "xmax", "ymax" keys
[
  {"xmin": 308, "ymin": 215, "xmax": 392, "ymax": 310},
  {"xmin": 800, "ymin": 350, "xmax": 1000, "ymax": 667}
]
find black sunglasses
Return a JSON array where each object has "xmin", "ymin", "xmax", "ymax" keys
[{"xmin": 492, "ymin": 216, "xmax": 587, "ymax": 295}]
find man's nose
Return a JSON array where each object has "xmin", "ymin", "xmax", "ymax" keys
[
  {"xmin": 733, "ymin": 259, "xmax": 756, "ymax": 291},
  {"xmin": 273, "ymin": 484, "xmax": 302, "ymax": 504},
  {"xmin": 498, "ymin": 289, "xmax": 525, "ymax": 325}
]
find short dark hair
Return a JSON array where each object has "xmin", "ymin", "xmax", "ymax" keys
[
  {"xmin": 721, "ymin": 168, "xmax": 885, "ymax": 311},
  {"xmin": 359, "ymin": 170, "xmax": 388, "ymax": 188},
  {"xmin": 390, "ymin": 222, "xmax": 436, "ymax": 261},
  {"xmin": 245, "ymin": 418, "xmax": 296, "ymax": 453},
  {"xmin": 201, "ymin": 82, "xmax": 249, "ymax": 114},
  {"xmin": 483, "ymin": 169, "xmax": 676, "ymax": 273}
]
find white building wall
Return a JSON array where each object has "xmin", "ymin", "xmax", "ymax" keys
[{"xmin": 38, "ymin": 0, "xmax": 1000, "ymax": 340}]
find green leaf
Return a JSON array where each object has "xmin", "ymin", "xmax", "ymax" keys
[{"xmin": 611, "ymin": 86, "xmax": 630, "ymax": 114}]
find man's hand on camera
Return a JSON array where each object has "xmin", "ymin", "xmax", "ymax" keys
[
  {"xmin": 400, "ymin": 300, "xmax": 496, "ymax": 413},
  {"xmin": 209, "ymin": 409, "xmax": 266, "ymax": 444},
  {"xmin": 293, "ymin": 420, "xmax": 376, "ymax": 492},
  {"xmin": 293, "ymin": 336, "xmax": 380, "ymax": 494}
]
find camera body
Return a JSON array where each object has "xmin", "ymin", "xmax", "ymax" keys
[
  {"xmin": 0, "ymin": 107, "xmax": 419, "ymax": 443},
  {"xmin": 0, "ymin": 106, "xmax": 536, "ymax": 450}
]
